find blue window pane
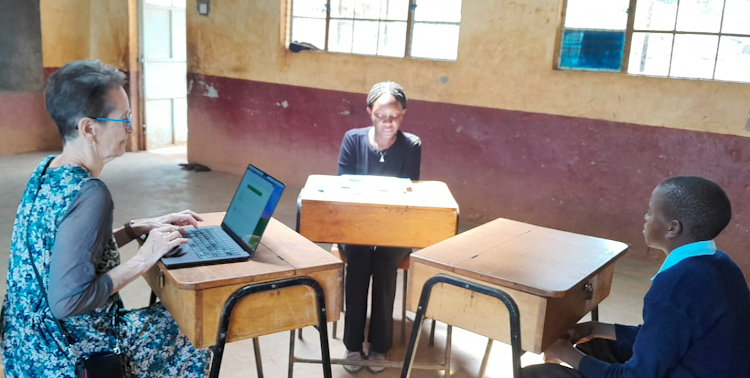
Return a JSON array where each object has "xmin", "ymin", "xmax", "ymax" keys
[{"xmin": 559, "ymin": 29, "xmax": 625, "ymax": 71}]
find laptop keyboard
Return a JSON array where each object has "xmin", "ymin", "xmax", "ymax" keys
[{"xmin": 187, "ymin": 228, "xmax": 244, "ymax": 259}]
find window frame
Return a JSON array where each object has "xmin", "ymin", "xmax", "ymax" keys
[
  {"xmin": 555, "ymin": 0, "xmax": 750, "ymax": 82},
  {"xmin": 286, "ymin": 0, "xmax": 462, "ymax": 62}
]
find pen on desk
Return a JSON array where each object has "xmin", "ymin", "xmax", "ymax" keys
[{"xmin": 318, "ymin": 189, "xmax": 325, "ymax": 193}]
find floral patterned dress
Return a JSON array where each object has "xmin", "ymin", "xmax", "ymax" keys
[{"xmin": 1, "ymin": 156, "xmax": 210, "ymax": 377}]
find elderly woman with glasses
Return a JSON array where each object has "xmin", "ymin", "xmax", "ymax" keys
[
  {"xmin": 337, "ymin": 81, "xmax": 422, "ymax": 373},
  {"xmin": 0, "ymin": 60, "xmax": 210, "ymax": 377}
]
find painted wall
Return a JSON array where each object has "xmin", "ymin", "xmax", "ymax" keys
[
  {"xmin": 0, "ymin": 0, "xmax": 134, "ymax": 157},
  {"xmin": 1, "ymin": 0, "xmax": 44, "ymax": 92},
  {"xmin": 187, "ymin": 0, "xmax": 750, "ymax": 137},
  {"xmin": 41, "ymin": 0, "xmax": 129, "ymax": 71},
  {"xmin": 0, "ymin": 0, "xmax": 139, "ymax": 156},
  {"xmin": 90, "ymin": 0, "xmax": 130, "ymax": 71},
  {"xmin": 185, "ymin": 0, "xmax": 750, "ymax": 276},
  {"xmin": 39, "ymin": 0, "xmax": 91, "ymax": 68},
  {"xmin": 0, "ymin": 0, "xmax": 59, "ymax": 156}
]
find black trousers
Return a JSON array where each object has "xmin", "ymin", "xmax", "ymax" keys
[
  {"xmin": 522, "ymin": 338, "xmax": 632, "ymax": 378},
  {"xmin": 340, "ymin": 244, "xmax": 411, "ymax": 354}
]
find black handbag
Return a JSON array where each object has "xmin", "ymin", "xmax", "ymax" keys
[
  {"xmin": 74, "ymin": 351, "xmax": 125, "ymax": 378},
  {"xmin": 27, "ymin": 159, "xmax": 125, "ymax": 378}
]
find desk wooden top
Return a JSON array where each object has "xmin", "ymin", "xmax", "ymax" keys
[
  {"xmin": 411, "ymin": 218, "xmax": 629, "ymax": 298},
  {"xmin": 160, "ymin": 212, "xmax": 341, "ymax": 290},
  {"xmin": 300, "ymin": 174, "xmax": 459, "ymax": 210}
]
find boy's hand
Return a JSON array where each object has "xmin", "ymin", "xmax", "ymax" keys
[
  {"xmin": 568, "ymin": 321, "xmax": 617, "ymax": 344},
  {"xmin": 544, "ymin": 339, "xmax": 585, "ymax": 369}
]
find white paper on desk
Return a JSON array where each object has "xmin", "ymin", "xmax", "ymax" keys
[{"xmin": 340, "ymin": 175, "xmax": 412, "ymax": 194}]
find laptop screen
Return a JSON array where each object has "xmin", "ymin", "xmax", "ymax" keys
[{"xmin": 222, "ymin": 165, "xmax": 285, "ymax": 252}]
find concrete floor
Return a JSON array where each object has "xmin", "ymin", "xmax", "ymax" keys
[{"xmin": 0, "ymin": 150, "xmax": 659, "ymax": 377}]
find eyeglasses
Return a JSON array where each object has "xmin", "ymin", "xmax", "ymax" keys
[{"xmin": 91, "ymin": 110, "xmax": 133, "ymax": 131}]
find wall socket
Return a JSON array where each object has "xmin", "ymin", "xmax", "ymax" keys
[{"xmin": 197, "ymin": 0, "xmax": 210, "ymax": 16}]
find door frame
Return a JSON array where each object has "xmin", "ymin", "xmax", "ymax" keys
[
  {"xmin": 137, "ymin": 0, "xmax": 146, "ymax": 151},
  {"xmin": 138, "ymin": 0, "xmax": 189, "ymax": 151}
]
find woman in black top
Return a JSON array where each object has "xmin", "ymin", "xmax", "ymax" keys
[{"xmin": 337, "ymin": 82, "xmax": 421, "ymax": 373}]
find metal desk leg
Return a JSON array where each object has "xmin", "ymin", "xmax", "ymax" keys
[
  {"xmin": 428, "ymin": 319, "xmax": 436, "ymax": 347},
  {"xmin": 445, "ymin": 324, "xmax": 453, "ymax": 375},
  {"xmin": 478, "ymin": 339, "xmax": 493, "ymax": 377},
  {"xmin": 400, "ymin": 274, "xmax": 522, "ymax": 378},
  {"xmin": 252, "ymin": 338, "xmax": 264, "ymax": 378},
  {"xmin": 149, "ymin": 291, "xmax": 158, "ymax": 306},
  {"xmin": 288, "ymin": 330, "xmax": 296, "ymax": 378},
  {"xmin": 401, "ymin": 269, "xmax": 408, "ymax": 345},
  {"xmin": 332, "ymin": 262, "xmax": 345, "ymax": 339},
  {"xmin": 295, "ymin": 193, "xmax": 302, "ymax": 234},
  {"xmin": 295, "ymin": 195, "xmax": 305, "ymax": 341},
  {"xmin": 209, "ymin": 277, "xmax": 332, "ymax": 378}
]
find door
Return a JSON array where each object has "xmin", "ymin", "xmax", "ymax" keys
[{"xmin": 142, "ymin": 0, "xmax": 187, "ymax": 149}]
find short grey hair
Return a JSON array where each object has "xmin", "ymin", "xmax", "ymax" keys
[{"xmin": 44, "ymin": 60, "xmax": 126, "ymax": 142}]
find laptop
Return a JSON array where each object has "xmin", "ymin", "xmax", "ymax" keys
[{"xmin": 160, "ymin": 164, "xmax": 286, "ymax": 269}]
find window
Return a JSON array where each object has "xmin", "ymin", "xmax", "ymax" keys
[
  {"xmin": 288, "ymin": 0, "xmax": 463, "ymax": 61},
  {"xmin": 145, "ymin": 0, "xmax": 186, "ymax": 7},
  {"xmin": 559, "ymin": 0, "xmax": 750, "ymax": 83}
]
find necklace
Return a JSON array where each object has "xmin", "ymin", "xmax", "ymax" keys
[{"xmin": 369, "ymin": 127, "xmax": 395, "ymax": 163}]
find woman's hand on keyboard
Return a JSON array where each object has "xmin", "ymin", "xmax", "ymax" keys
[
  {"xmin": 108, "ymin": 225, "xmax": 191, "ymax": 294},
  {"xmin": 153, "ymin": 210, "xmax": 204, "ymax": 229},
  {"xmin": 132, "ymin": 210, "xmax": 204, "ymax": 238},
  {"xmin": 137, "ymin": 225, "xmax": 190, "ymax": 266}
]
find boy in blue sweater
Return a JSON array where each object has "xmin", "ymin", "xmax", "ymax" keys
[{"xmin": 523, "ymin": 176, "xmax": 750, "ymax": 378}]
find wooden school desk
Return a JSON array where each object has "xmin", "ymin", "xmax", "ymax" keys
[
  {"xmin": 295, "ymin": 174, "xmax": 460, "ymax": 373},
  {"xmin": 403, "ymin": 218, "xmax": 629, "ymax": 377},
  {"xmin": 297, "ymin": 174, "xmax": 459, "ymax": 248},
  {"xmin": 142, "ymin": 212, "xmax": 343, "ymax": 376}
]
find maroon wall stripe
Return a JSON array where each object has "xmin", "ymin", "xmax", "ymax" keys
[
  {"xmin": 43, "ymin": 67, "xmax": 58, "ymax": 81},
  {"xmin": 0, "ymin": 92, "xmax": 60, "ymax": 155}
]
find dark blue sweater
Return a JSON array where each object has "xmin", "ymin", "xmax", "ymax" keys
[{"xmin": 579, "ymin": 251, "xmax": 750, "ymax": 377}]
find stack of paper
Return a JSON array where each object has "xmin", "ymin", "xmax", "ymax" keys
[{"xmin": 340, "ymin": 175, "xmax": 413, "ymax": 194}]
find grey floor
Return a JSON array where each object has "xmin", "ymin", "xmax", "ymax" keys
[{"xmin": 0, "ymin": 150, "xmax": 658, "ymax": 377}]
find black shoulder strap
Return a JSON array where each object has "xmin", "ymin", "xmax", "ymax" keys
[{"xmin": 25, "ymin": 158, "xmax": 76, "ymax": 346}]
